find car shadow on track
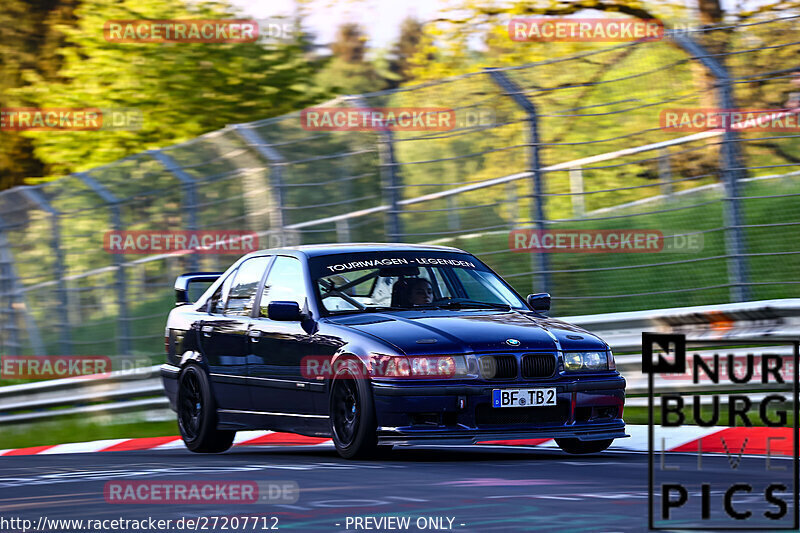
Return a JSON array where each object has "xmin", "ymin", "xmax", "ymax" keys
[{"xmin": 223, "ymin": 445, "xmax": 626, "ymax": 463}]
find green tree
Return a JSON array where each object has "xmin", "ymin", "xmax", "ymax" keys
[
  {"xmin": 386, "ymin": 17, "xmax": 425, "ymax": 88},
  {"xmin": 14, "ymin": 0, "xmax": 330, "ymax": 177},
  {"xmin": 0, "ymin": 0, "xmax": 81, "ymax": 189},
  {"xmin": 315, "ymin": 22, "xmax": 387, "ymax": 95}
]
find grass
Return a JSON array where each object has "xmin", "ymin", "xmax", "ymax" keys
[
  {"xmin": 624, "ymin": 402, "xmax": 794, "ymax": 428},
  {"xmin": 439, "ymin": 176, "xmax": 800, "ymax": 315},
  {"xmin": 0, "ymin": 416, "xmax": 179, "ymax": 450}
]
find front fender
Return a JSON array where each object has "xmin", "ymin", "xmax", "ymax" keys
[{"xmin": 179, "ymin": 350, "xmax": 206, "ymax": 370}]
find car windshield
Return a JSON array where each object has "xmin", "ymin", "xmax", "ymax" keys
[{"xmin": 311, "ymin": 252, "xmax": 527, "ymax": 314}]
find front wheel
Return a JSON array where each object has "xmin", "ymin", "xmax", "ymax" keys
[
  {"xmin": 177, "ymin": 364, "xmax": 235, "ymax": 453},
  {"xmin": 555, "ymin": 438, "xmax": 613, "ymax": 454},
  {"xmin": 329, "ymin": 363, "xmax": 379, "ymax": 459}
]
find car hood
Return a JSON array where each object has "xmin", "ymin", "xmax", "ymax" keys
[{"xmin": 327, "ymin": 309, "xmax": 607, "ymax": 355}]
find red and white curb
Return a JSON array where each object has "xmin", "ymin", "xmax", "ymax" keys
[
  {"xmin": 0, "ymin": 425, "xmax": 793, "ymax": 457},
  {"xmin": 0, "ymin": 431, "xmax": 331, "ymax": 457}
]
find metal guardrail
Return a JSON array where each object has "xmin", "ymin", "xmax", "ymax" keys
[
  {"xmin": 0, "ymin": 298, "xmax": 797, "ymax": 425},
  {"xmin": 566, "ymin": 298, "xmax": 800, "ymax": 352},
  {"xmin": 0, "ymin": 365, "xmax": 166, "ymax": 424}
]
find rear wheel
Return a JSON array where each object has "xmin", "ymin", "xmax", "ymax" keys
[
  {"xmin": 177, "ymin": 364, "xmax": 235, "ymax": 453},
  {"xmin": 329, "ymin": 363, "xmax": 380, "ymax": 459},
  {"xmin": 555, "ymin": 438, "xmax": 613, "ymax": 454}
]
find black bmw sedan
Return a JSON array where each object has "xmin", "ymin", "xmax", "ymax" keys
[{"xmin": 161, "ymin": 243, "xmax": 627, "ymax": 458}]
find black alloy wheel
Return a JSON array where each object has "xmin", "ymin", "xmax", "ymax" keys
[{"xmin": 177, "ymin": 364, "xmax": 235, "ymax": 453}]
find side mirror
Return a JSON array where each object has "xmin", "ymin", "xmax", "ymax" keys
[
  {"xmin": 265, "ymin": 301, "xmax": 303, "ymax": 321},
  {"xmin": 527, "ymin": 293, "xmax": 551, "ymax": 312}
]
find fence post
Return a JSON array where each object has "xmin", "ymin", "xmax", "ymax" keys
[
  {"xmin": 674, "ymin": 34, "xmax": 750, "ymax": 302},
  {"xmin": 19, "ymin": 187, "xmax": 71, "ymax": 355},
  {"xmin": 349, "ymin": 96, "xmax": 403, "ymax": 243},
  {"xmin": 78, "ymin": 173, "xmax": 132, "ymax": 356},
  {"xmin": 336, "ymin": 219, "xmax": 351, "ymax": 243},
  {"xmin": 230, "ymin": 124, "xmax": 296, "ymax": 247},
  {"xmin": 569, "ymin": 167, "xmax": 585, "ymax": 218},
  {"xmin": 447, "ymin": 196, "xmax": 460, "ymax": 231},
  {"xmin": 658, "ymin": 148, "xmax": 673, "ymax": 200},
  {"xmin": 505, "ymin": 182, "xmax": 519, "ymax": 226},
  {"xmin": 0, "ymin": 209, "xmax": 45, "ymax": 356},
  {"xmin": 0, "ymin": 217, "xmax": 20, "ymax": 355},
  {"xmin": 486, "ymin": 68, "xmax": 550, "ymax": 296},
  {"xmin": 149, "ymin": 150, "xmax": 200, "ymax": 271}
]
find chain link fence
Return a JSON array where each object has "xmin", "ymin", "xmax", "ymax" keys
[{"xmin": 2, "ymin": 16, "xmax": 800, "ymax": 363}]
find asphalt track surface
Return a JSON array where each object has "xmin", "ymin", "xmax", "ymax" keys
[{"xmin": 0, "ymin": 445, "xmax": 795, "ymax": 533}]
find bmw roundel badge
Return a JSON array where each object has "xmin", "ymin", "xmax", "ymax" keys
[{"xmin": 505, "ymin": 338, "xmax": 521, "ymax": 346}]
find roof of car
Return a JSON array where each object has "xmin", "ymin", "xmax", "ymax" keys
[{"xmin": 249, "ymin": 242, "xmax": 468, "ymax": 258}]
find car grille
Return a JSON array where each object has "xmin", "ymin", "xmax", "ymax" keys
[
  {"xmin": 494, "ymin": 355, "xmax": 517, "ymax": 379},
  {"xmin": 479, "ymin": 355, "xmax": 518, "ymax": 379},
  {"xmin": 521, "ymin": 353, "xmax": 556, "ymax": 378},
  {"xmin": 475, "ymin": 402, "xmax": 569, "ymax": 426}
]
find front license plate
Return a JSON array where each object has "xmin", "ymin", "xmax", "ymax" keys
[{"xmin": 492, "ymin": 388, "xmax": 557, "ymax": 408}]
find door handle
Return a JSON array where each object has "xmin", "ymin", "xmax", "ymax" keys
[
  {"xmin": 201, "ymin": 325, "xmax": 213, "ymax": 337},
  {"xmin": 248, "ymin": 330, "xmax": 262, "ymax": 342}
]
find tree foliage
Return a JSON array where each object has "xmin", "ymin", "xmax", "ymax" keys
[
  {"xmin": 315, "ymin": 22, "xmax": 389, "ymax": 95},
  {"xmin": 0, "ymin": 0, "xmax": 80, "ymax": 189},
  {"xmin": 11, "ymin": 0, "xmax": 330, "ymax": 178}
]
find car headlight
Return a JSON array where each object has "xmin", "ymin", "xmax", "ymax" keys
[
  {"xmin": 563, "ymin": 351, "xmax": 610, "ymax": 371},
  {"xmin": 371, "ymin": 355, "xmax": 472, "ymax": 378},
  {"xmin": 564, "ymin": 352, "xmax": 583, "ymax": 371}
]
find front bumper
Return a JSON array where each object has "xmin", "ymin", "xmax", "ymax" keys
[
  {"xmin": 371, "ymin": 375, "xmax": 626, "ymax": 445},
  {"xmin": 376, "ymin": 424, "xmax": 627, "ymax": 446}
]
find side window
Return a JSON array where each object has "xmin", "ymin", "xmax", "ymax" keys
[
  {"xmin": 261, "ymin": 256, "xmax": 306, "ymax": 317},
  {"xmin": 208, "ymin": 270, "xmax": 235, "ymax": 314},
  {"xmin": 224, "ymin": 257, "xmax": 271, "ymax": 317}
]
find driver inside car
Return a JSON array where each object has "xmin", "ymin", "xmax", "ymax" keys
[
  {"xmin": 408, "ymin": 278, "xmax": 434, "ymax": 306},
  {"xmin": 390, "ymin": 276, "xmax": 434, "ymax": 307}
]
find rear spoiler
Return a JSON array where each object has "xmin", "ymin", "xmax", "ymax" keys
[{"xmin": 174, "ymin": 272, "xmax": 223, "ymax": 305}]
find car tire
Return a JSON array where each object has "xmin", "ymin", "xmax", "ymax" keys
[
  {"xmin": 177, "ymin": 364, "xmax": 235, "ymax": 453},
  {"xmin": 555, "ymin": 438, "xmax": 613, "ymax": 454},
  {"xmin": 329, "ymin": 361, "xmax": 380, "ymax": 459}
]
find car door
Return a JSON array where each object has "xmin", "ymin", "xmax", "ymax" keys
[
  {"xmin": 199, "ymin": 256, "xmax": 271, "ymax": 411},
  {"xmin": 247, "ymin": 255, "xmax": 323, "ymax": 415}
]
